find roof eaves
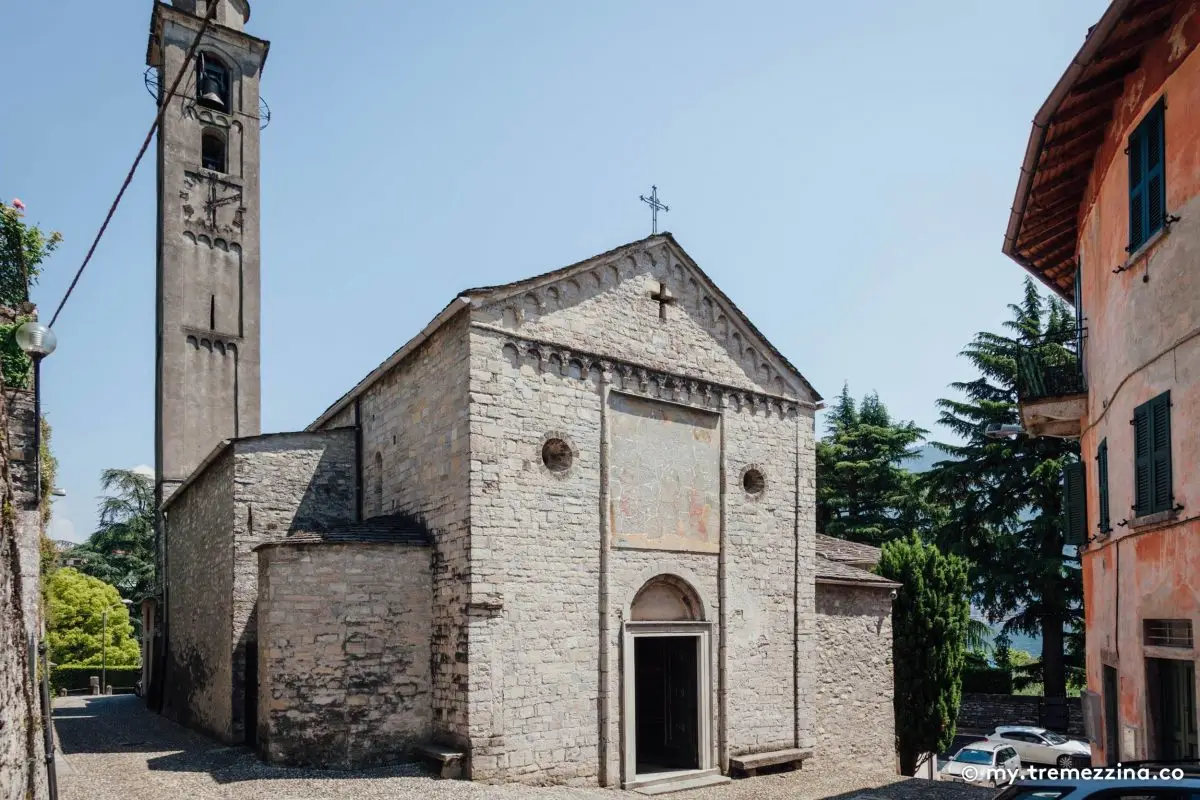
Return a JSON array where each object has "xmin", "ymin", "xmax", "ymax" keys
[
  {"xmin": 1002, "ymin": 0, "xmax": 1138, "ymax": 300},
  {"xmin": 998, "ymin": 0, "xmax": 1137, "ymax": 303}
]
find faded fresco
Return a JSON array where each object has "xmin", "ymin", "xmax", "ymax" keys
[{"xmin": 607, "ymin": 392, "xmax": 720, "ymax": 553}]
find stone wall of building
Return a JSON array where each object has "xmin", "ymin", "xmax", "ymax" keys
[
  {"xmin": 163, "ymin": 447, "xmax": 235, "ymax": 740},
  {"xmin": 0, "ymin": 381, "xmax": 47, "ymax": 800},
  {"xmin": 6, "ymin": 390, "xmax": 40, "ymax": 647},
  {"xmin": 162, "ymin": 428, "xmax": 357, "ymax": 743},
  {"xmin": 463, "ymin": 237, "xmax": 818, "ymax": 786},
  {"xmin": 256, "ymin": 541, "xmax": 432, "ymax": 766},
  {"xmin": 814, "ymin": 584, "xmax": 895, "ymax": 772},
  {"xmin": 318, "ymin": 313, "xmax": 472, "ymax": 746},
  {"xmin": 229, "ymin": 430, "xmax": 357, "ymax": 742}
]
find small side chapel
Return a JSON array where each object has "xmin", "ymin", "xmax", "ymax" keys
[{"xmin": 158, "ymin": 233, "xmax": 900, "ymax": 788}]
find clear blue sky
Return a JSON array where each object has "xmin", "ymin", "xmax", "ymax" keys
[{"xmin": 2, "ymin": 0, "xmax": 1106, "ymax": 543}]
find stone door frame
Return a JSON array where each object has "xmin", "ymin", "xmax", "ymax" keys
[{"xmin": 620, "ymin": 620, "xmax": 714, "ymax": 787}]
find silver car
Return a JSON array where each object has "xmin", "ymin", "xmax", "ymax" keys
[
  {"xmin": 993, "ymin": 760, "xmax": 1200, "ymax": 798},
  {"xmin": 988, "ymin": 725, "xmax": 1093, "ymax": 767}
]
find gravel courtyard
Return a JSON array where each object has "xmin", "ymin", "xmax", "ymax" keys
[{"xmin": 53, "ymin": 696, "xmax": 995, "ymax": 800}]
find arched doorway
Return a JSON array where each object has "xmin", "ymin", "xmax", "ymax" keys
[
  {"xmin": 630, "ymin": 575, "xmax": 703, "ymax": 622},
  {"xmin": 623, "ymin": 576, "xmax": 713, "ymax": 786}
]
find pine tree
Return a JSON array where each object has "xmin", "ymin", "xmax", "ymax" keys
[
  {"xmin": 815, "ymin": 385, "xmax": 929, "ymax": 545},
  {"xmin": 923, "ymin": 277, "xmax": 1083, "ymax": 703},
  {"xmin": 879, "ymin": 534, "xmax": 971, "ymax": 776},
  {"xmin": 68, "ymin": 468, "xmax": 155, "ymax": 602}
]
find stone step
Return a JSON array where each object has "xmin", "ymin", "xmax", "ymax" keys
[
  {"xmin": 634, "ymin": 772, "xmax": 731, "ymax": 795},
  {"xmin": 412, "ymin": 743, "xmax": 465, "ymax": 779}
]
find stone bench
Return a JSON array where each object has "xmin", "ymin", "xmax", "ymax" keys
[
  {"xmin": 413, "ymin": 743, "xmax": 465, "ymax": 779},
  {"xmin": 729, "ymin": 747, "xmax": 812, "ymax": 777}
]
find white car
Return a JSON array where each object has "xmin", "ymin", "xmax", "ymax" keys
[
  {"xmin": 940, "ymin": 741, "xmax": 1022, "ymax": 788},
  {"xmin": 987, "ymin": 725, "xmax": 1092, "ymax": 767}
]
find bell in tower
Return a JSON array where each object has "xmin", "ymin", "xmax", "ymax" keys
[{"xmin": 197, "ymin": 53, "xmax": 228, "ymax": 111}]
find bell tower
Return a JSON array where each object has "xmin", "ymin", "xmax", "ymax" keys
[{"xmin": 147, "ymin": 0, "xmax": 268, "ymax": 507}]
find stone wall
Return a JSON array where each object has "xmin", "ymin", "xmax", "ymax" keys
[
  {"xmin": 0, "ymin": 383, "xmax": 47, "ymax": 800},
  {"xmin": 162, "ymin": 429, "xmax": 357, "ymax": 743},
  {"xmin": 814, "ymin": 584, "xmax": 895, "ymax": 772},
  {"xmin": 318, "ymin": 313, "xmax": 472, "ymax": 746},
  {"xmin": 958, "ymin": 693, "xmax": 1085, "ymax": 738},
  {"xmin": 163, "ymin": 447, "xmax": 235, "ymax": 740},
  {"xmin": 463, "ymin": 237, "xmax": 818, "ymax": 785},
  {"xmin": 256, "ymin": 541, "xmax": 432, "ymax": 766},
  {"xmin": 229, "ymin": 430, "xmax": 357, "ymax": 741},
  {"xmin": 6, "ymin": 390, "xmax": 40, "ymax": 647}
]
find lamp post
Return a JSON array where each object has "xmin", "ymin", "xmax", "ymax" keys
[
  {"xmin": 101, "ymin": 599, "xmax": 134, "ymax": 694},
  {"xmin": 14, "ymin": 320, "xmax": 57, "ymax": 504}
]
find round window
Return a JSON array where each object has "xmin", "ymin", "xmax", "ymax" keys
[
  {"xmin": 542, "ymin": 438, "xmax": 573, "ymax": 473},
  {"xmin": 742, "ymin": 468, "xmax": 765, "ymax": 495}
]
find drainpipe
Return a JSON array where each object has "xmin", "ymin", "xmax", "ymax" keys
[
  {"xmin": 353, "ymin": 398, "xmax": 363, "ymax": 523},
  {"xmin": 598, "ymin": 377, "xmax": 611, "ymax": 785},
  {"xmin": 39, "ymin": 638, "xmax": 57, "ymax": 800}
]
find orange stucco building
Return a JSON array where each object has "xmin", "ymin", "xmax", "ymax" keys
[{"xmin": 1005, "ymin": 0, "xmax": 1200, "ymax": 765}]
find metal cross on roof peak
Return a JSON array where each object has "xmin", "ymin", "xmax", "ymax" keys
[{"xmin": 639, "ymin": 185, "xmax": 669, "ymax": 235}]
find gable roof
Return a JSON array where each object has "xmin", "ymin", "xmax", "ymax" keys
[
  {"xmin": 254, "ymin": 512, "xmax": 433, "ymax": 549},
  {"xmin": 462, "ymin": 232, "xmax": 819, "ymax": 401},
  {"xmin": 815, "ymin": 533, "xmax": 884, "ymax": 568},
  {"xmin": 310, "ymin": 233, "xmax": 820, "ymax": 430},
  {"xmin": 815, "ymin": 555, "xmax": 900, "ymax": 588},
  {"xmin": 1002, "ymin": 0, "xmax": 1180, "ymax": 301}
]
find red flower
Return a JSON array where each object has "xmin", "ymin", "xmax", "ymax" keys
[{"xmin": 11, "ymin": 199, "xmax": 25, "ymax": 211}]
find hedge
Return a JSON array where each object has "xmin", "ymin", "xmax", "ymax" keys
[
  {"xmin": 962, "ymin": 666, "xmax": 1014, "ymax": 695},
  {"xmin": 51, "ymin": 664, "xmax": 141, "ymax": 694}
]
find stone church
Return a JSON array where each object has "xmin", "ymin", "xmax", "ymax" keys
[{"xmin": 141, "ymin": 0, "xmax": 900, "ymax": 790}]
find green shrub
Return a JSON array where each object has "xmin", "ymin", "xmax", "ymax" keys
[
  {"xmin": 51, "ymin": 664, "xmax": 141, "ymax": 694},
  {"xmin": 962, "ymin": 666, "xmax": 1014, "ymax": 694}
]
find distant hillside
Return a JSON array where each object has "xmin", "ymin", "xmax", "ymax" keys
[{"xmin": 903, "ymin": 443, "xmax": 949, "ymax": 473}]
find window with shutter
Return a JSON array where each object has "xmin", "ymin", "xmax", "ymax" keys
[
  {"xmin": 1097, "ymin": 438, "xmax": 1110, "ymax": 533},
  {"xmin": 1128, "ymin": 101, "xmax": 1167, "ymax": 253},
  {"xmin": 1064, "ymin": 461, "xmax": 1087, "ymax": 546},
  {"xmin": 1133, "ymin": 391, "xmax": 1172, "ymax": 517}
]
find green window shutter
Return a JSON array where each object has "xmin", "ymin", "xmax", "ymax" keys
[
  {"xmin": 1130, "ymin": 122, "xmax": 1146, "ymax": 250},
  {"xmin": 1134, "ymin": 402, "xmax": 1152, "ymax": 517},
  {"xmin": 1145, "ymin": 104, "xmax": 1166, "ymax": 240},
  {"xmin": 1064, "ymin": 461, "xmax": 1088, "ymax": 546},
  {"xmin": 1097, "ymin": 438, "xmax": 1110, "ymax": 533},
  {"xmin": 1150, "ymin": 391, "xmax": 1172, "ymax": 514},
  {"xmin": 1128, "ymin": 100, "xmax": 1167, "ymax": 252}
]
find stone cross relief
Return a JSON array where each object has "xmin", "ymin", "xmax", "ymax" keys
[{"xmin": 650, "ymin": 282, "xmax": 676, "ymax": 320}]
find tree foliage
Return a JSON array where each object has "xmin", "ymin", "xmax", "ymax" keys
[
  {"xmin": 0, "ymin": 198, "xmax": 61, "ymax": 388},
  {"xmin": 923, "ymin": 278, "xmax": 1083, "ymax": 701},
  {"xmin": 815, "ymin": 385, "xmax": 930, "ymax": 546},
  {"xmin": 68, "ymin": 469, "xmax": 156, "ymax": 602},
  {"xmin": 879, "ymin": 534, "xmax": 971, "ymax": 776},
  {"xmin": 46, "ymin": 568, "xmax": 140, "ymax": 667}
]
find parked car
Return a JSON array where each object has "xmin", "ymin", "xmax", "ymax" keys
[
  {"xmin": 994, "ymin": 760, "xmax": 1200, "ymax": 798},
  {"xmin": 988, "ymin": 725, "xmax": 1092, "ymax": 767},
  {"xmin": 940, "ymin": 741, "xmax": 1021, "ymax": 788}
]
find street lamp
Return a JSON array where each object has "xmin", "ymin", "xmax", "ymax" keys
[
  {"xmin": 101, "ymin": 599, "xmax": 134, "ymax": 694},
  {"xmin": 14, "ymin": 321, "xmax": 57, "ymax": 504}
]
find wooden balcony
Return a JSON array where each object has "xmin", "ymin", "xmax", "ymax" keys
[{"xmin": 1015, "ymin": 330, "xmax": 1087, "ymax": 439}]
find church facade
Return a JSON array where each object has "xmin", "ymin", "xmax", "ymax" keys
[
  {"xmin": 145, "ymin": 0, "xmax": 898, "ymax": 789},
  {"xmin": 159, "ymin": 234, "xmax": 899, "ymax": 786}
]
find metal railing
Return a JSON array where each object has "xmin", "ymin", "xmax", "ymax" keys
[{"xmin": 1015, "ymin": 327, "xmax": 1087, "ymax": 402}]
